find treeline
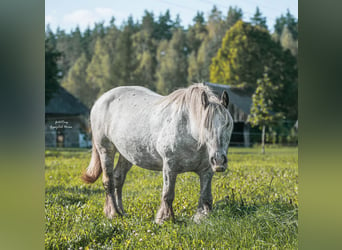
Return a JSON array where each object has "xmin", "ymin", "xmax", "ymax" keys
[{"xmin": 45, "ymin": 6, "xmax": 298, "ymax": 120}]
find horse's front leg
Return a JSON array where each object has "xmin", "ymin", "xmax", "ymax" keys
[
  {"xmin": 194, "ymin": 168, "xmax": 214, "ymax": 223},
  {"xmin": 156, "ymin": 164, "xmax": 177, "ymax": 224}
]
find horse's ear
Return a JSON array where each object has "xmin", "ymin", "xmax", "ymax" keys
[
  {"xmin": 221, "ymin": 90, "xmax": 229, "ymax": 108},
  {"xmin": 201, "ymin": 91, "xmax": 209, "ymax": 109}
]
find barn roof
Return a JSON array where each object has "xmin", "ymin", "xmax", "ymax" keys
[
  {"xmin": 45, "ymin": 86, "xmax": 89, "ymax": 116},
  {"xmin": 204, "ymin": 82, "xmax": 252, "ymax": 115}
]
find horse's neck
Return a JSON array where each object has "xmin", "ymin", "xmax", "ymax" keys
[{"xmin": 186, "ymin": 111, "xmax": 203, "ymax": 144}]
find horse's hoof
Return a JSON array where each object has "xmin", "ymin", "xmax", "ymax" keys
[
  {"xmin": 193, "ymin": 211, "xmax": 208, "ymax": 224},
  {"xmin": 104, "ymin": 208, "xmax": 121, "ymax": 219},
  {"xmin": 155, "ymin": 217, "xmax": 164, "ymax": 225}
]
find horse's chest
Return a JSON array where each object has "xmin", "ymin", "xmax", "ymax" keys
[{"xmin": 158, "ymin": 136, "xmax": 209, "ymax": 172}]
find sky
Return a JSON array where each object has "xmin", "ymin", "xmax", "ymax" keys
[{"xmin": 45, "ymin": 0, "xmax": 298, "ymax": 33}]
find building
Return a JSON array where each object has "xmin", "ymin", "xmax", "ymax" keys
[
  {"xmin": 45, "ymin": 86, "xmax": 90, "ymax": 148},
  {"xmin": 204, "ymin": 82, "xmax": 253, "ymax": 147}
]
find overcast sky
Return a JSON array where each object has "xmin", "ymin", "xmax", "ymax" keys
[{"xmin": 45, "ymin": 0, "xmax": 298, "ymax": 32}]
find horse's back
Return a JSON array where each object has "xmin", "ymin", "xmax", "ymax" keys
[{"xmin": 91, "ymin": 86, "xmax": 164, "ymax": 169}]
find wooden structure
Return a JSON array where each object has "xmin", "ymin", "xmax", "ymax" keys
[{"xmin": 45, "ymin": 86, "xmax": 90, "ymax": 148}]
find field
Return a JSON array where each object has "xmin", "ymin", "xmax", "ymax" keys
[{"xmin": 45, "ymin": 146, "xmax": 298, "ymax": 249}]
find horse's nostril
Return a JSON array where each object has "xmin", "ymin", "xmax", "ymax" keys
[
  {"xmin": 222, "ymin": 155, "xmax": 227, "ymax": 164},
  {"xmin": 210, "ymin": 156, "xmax": 215, "ymax": 165}
]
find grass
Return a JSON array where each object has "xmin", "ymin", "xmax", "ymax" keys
[{"xmin": 45, "ymin": 146, "xmax": 298, "ymax": 249}]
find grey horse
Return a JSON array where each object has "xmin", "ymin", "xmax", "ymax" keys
[{"xmin": 82, "ymin": 83, "xmax": 234, "ymax": 224}]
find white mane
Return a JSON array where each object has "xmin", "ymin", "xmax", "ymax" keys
[{"xmin": 158, "ymin": 83, "xmax": 232, "ymax": 146}]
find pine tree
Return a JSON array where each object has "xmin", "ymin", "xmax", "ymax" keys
[
  {"xmin": 189, "ymin": 6, "xmax": 227, "ymax": 83},
  {"xmin": 45, "ymin": 38, "xmax": 61, "ymax": 104},
  {"xmin": 280, "ymin": 26, "xmax": 297, "ymax": 56},
  {"xmin": 250, "ymin": 7, "xmax": 267, "ymax": 30},
  {"xmin": 187, "ymin": 11, "xmax": 208, "ymax": 83},
  {"xmin": 225, "ymin": 6, "xmax": 243, "ymax": 29},
  {"xmin": 274, "ymin": 9, "xmax": 298, "ymax": 40},
  {"xmin": 186, "ymin": 12, "xmax": 206, "ymax": 54},
  {"xmin": 112, "ymin": 16, "xmax": 139, "ymax": 85},
  {"xmin": 154, "ymin": 10, "xmax": 174, "ymax": 40},
  {"xmin": 156, "ymin": 29, "xmax": 188, "ymax": 94},
  {"xmin": 132, "ymin": 14, "xmax": 158, "ymax": 89},
  {"xmin": 86, "ymin": 38, "xmax": 112, "ymax": 97},
  {"xmin": 62, "ymin": 53, "xmax": 96, "ymax": 107},
  {"xmin": 55, "ymin": 28, "xmax": 71, "ymax": 78}
]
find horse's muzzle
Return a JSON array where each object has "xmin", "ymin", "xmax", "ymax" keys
[
  {"xmin": 212, "ymin": 165, "xmax": 227, "ymax": 172},
  {"xmin": 210, "ymin": 153, "xmax": 228, "ymax": 172}
]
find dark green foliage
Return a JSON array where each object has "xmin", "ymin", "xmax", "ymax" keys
[
  {"xmin": 113, "ymin": 16, "xmax": 139, "ymax": 86},
  {"xmin": 250, "ymin": 7, "xmax": 268, "ymax": 30},
  {"xmin": 226, "ymin": 6, "xmax": 243, "ymax": 28},
  {"xmin": 45, "ymin": 38, "xmax": 61, "ymax": 104},
  {"xmin": 154, "ymin": 10, "xmax": 174, "ymax": 40},
  {"xmin": 274, "ymin": 9, "xmax": 298, "ymax": 40},
  {"xmin": 156, "ymin": 29, "xmax": 188, "ymax": 94}
]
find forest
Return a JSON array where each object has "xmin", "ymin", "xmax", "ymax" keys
[{"xmin": 45, "ymin": 6, "xmax": 298, "ymax": 126}]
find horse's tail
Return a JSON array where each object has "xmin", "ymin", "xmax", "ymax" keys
[{"xmin": 82, "ymin": 138, "xmax": 102, "ymax": 184}]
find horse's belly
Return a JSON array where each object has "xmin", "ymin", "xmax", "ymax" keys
[{"xmin": 114, "ymin": 139, "xmax": 163, "ymax": 171}]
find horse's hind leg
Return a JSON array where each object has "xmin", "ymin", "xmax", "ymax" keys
[
  {"xmin": 113, "ymin": 154, "xmax": 132, "ymax": 215},
  {"xmin": 97, "ymin": 141, "xmax": 121, "ymax": 219}
]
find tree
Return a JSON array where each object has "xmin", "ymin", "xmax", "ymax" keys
[
  {"xmin": 225, "ymin": 6, "xmax": 243, "ymax": 29},
  {"xmin": 274, "ymin": 9, "xmax": 298, "ymax": 40},
  {"xmin": 132, "ymin": 21, "xmax": 158, "ymax": 89},
  {"xmin": 188, "ymin": 6, "xmax": 227, "ymax": 83},
  {"xmin": 62, "ymin": 53, "xmax": 96, "ymax": 108},
  {"xmin": 112, "ymin": 16, "xmax": 139, "ymax": 85},
  {"xmin": 154, "ymin": 10, "xmax": 174, "ymax": 40},
  {"xmin": 211, "ymin": 21, "xmax": 284, "ymax": 91},
  {"xmin": 248, "ymin": 69, "xmax": 284, "ymax": 153},
  {"xmin": 86, "ymin": 38, "xmax": 112, "ymax": 97},
  {"xmin": 156, "ymin": 29, "xmax": 188, "ymax": 94},
  {"xmin": 68, "ymin": 26, "xmax": 84, "ymax": 65},
  {"xmin": 45, "ymin": 38, "xmax": 61, "ymax": 104},
  {"xmin": 210, "ymin": 20, "xmax": 297, "ymax": 120},
  {"xmin": 187, "ymin": 11, "xmax": 208, "ymax": 83},
  {"xmin": 250, "ymin": 7, "xmax": 267, "ymax": 30},
  {"xmin": 280, "ymin": 26, "xmax": 297, "ymax": 56},
  {"xmin": 186, "ymin": 11, "xmax": 207, "ymax": 54}
]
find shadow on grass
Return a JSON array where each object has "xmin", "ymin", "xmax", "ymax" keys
[
  {"xmin": 45, "ymin": 148, "xmax": 91, "ymax": 158},
  {"xmin": 230, "ymin": 151, "xmax": 259, "ymax": 155},
  {"xmin": 45, "ymin": 185, "xmax": 104, "ymax": 206},
  {"xmin": 212, "ymin": 197, "xmax": 297, "ymax": 218}
]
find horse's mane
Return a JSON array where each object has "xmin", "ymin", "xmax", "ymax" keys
[{"xmin": 158, "ymin": 83, "xmax": 231, "ymax": 147}]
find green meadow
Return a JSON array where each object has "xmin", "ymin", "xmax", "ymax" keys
[{"xmin": 45, "ymin": 146, "xmax": 298, "ymax": 249}]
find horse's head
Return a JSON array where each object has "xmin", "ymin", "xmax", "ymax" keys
[{"xmin": 201, "ymin": 90, "xmax": 233, "ymax": 172}]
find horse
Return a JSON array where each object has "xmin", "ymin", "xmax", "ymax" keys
[{"xmin": 81, "ymin": 83, "xmax": 234, "ymax": 224}]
